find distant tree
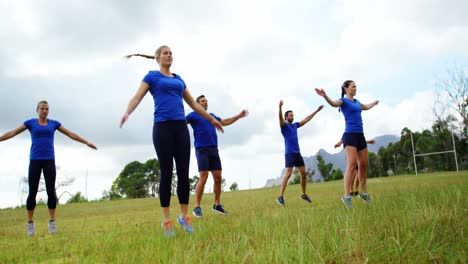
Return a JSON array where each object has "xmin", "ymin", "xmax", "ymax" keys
[
  {"xmin": 330, "ymin": 168, "xmax": 344, "ymax": 181},
  {"xmin": 113, "ymin": 161, "xmax": 148, "ymax": 198},
  {"xmin": 143, "ymin": 159, "xmax": 160, "ymax": 197},
  {"xmin": 170, "ymin": 167, "xmax": 178, "ymax": 195},
  {"xmin": 289, "ymin": 168, "xmax": 301, "ymax": 185},
  {"xmin": 229, "ymin": 182, "xmax": 239, "ymax": 191},
  {"xmin": 433, "ymin": 63, "xmax": 467, "ymax": 137},
  {"xmin": 221, "ymin": 178, "xmax": 226, "ymax": 191},
  {"xmin": 101, "ymin": 189, "xmax": 122, "ymax": 200},
  {"xmin": 189, "ymin": 175, "xmax": 199, "ymax": 193},
  {"xmin": 306, "ymin": 169, "xmax": 315, "ymax": 182},
  {"xmin": 316, "ymin": 155, "xmax": 333, "ymax": 181},
  {"xmin": 67, "ymin": 192, "xmax": 87, "ymax": 204}
]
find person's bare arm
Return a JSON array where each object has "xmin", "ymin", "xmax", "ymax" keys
[{"xmin": 0, "ymin": 124, "xmax": 27, "ymax": 141}]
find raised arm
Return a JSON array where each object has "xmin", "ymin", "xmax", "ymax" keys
[
  {"xmin": 57, "ymin": 126, "xmax": 97, "ymax": 149},
  {"xmin": 120, "ymin": 82, "xmax": 150, "ymax": 128},
  {"xmin": 361, "ymin": 100, "xmax": 379, "ymax": 110},
  {"xmin": 221, "ymin": 110, "xmax": 249, "ymax": 126},
  {"xmin": 315, "ymin": 88, "xmax": 343, "ymax": 107},
  {"xmin": 298, "ymin": 105, "xmax": 324, "ymax": 127},
  {"xmin": 183, "ymin": 89, "xmax": 224, "ymax": 133},
  {"xmin": 0, "ymin": 124, "xmax": 27, "ymax": 142},
  {"xmin": 279, "ymin": 100, "xmax": 285, "ymax": 127}
]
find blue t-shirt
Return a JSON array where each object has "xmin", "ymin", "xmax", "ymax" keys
[
  {"xmin": 186, "ymin": 112, "xmax": 222, "ymax": 148},
  {"xmin": 142, "ymin": 71, "xmax": 187, "ymax": 122},
  {"xmin": 340, "ymin": 98, "xmax": 363, "ymax": 133},
  {"xmin": 24, "ymin": 118, "xmax": 62, "ymax": 160},
  {"xmin": 280, "ymin": 122, "xmax": 301, "ymax": 154}
]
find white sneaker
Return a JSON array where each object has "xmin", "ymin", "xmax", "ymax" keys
[
  {"xmin": 48, "ymin": 220, "xmax": 57, "ymax": 234},
  {"xmin": 27, "ymin": 221, "xmax": 35, "ymax": 236}
]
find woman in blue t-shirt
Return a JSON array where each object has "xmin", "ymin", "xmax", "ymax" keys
[
  {"xmin": 315, "ymin": 80, "xmax": 379, "ymax": 208},
  {"xmin": 0, "ymin": 100, "xmax": 97, "ymax": 236},
  {"xmin": 120, "ymin": 45, "xmax": 223, "ymax": 237}
]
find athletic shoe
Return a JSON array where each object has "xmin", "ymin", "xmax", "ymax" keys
[
  {"xmin": 193, "ymin": 207, "xmax": 203, "ymax": 218},
  {"xmin": 300, "ymin": 194, "xmax": 313, "ymax": 204},
  {"xmin": 27, "ymin": 221, "xmax": 35, "ymax": 236},
  {"xmin": 276, "ymin": 196, "xmax": 285, "ymax": 206},
  {"xmin": 177, "ymin": 216, "xmax": 194, "ymax": 233},
  {"xmin": 162, "ymin": 220, "xmax": 175, "ymax": 237},
  {"xmin": 358, "ymin": 193, "xmax": 372, "ymax": 204},
  {"xmin": 341, "ymin": 196, "xmax": 352, "ymax": 208},
  {"xmin": 48, "ymin": 220, "xmax": 57, "ymax": 234},
  {"xmin": 212, "ymin": 204, "xmax": 228, "ymax": 215}
]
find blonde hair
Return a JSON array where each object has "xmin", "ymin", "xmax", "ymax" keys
[
  {"xmin": 36, "ymin": 100, "xmax": 48, "ymax": 110},
  {"xmin": 123, "ymin": 45, "xmax": 170, "ymax": 60}
]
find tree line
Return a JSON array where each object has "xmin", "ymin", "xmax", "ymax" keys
[{"xmin": 312, "ymin": 116, "xmax": 467, "ymax": 182}]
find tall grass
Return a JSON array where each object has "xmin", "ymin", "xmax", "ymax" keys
[{"xmin": 0, "ymin": 171, "xmax": 466, "ymax": 263}]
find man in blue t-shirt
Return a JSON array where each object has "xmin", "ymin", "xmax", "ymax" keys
[
  {"xmin": 186, "ymin": 95, "xmax": 248, "ymax": 217},
  {"xmin": 277, "ymin": 99, "xmax": 323, "ymax": 206}
]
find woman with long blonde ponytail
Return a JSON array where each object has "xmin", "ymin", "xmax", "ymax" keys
[{"xmin": 120, "ymin": 45, "xmax": 223, "ymax": 237}]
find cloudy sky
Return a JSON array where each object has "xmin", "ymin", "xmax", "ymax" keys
[{"xmin": 0, "ymin": 0, "xmax": 467, "ymax": 208}]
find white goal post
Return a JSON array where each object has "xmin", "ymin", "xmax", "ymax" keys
[{"xmin": 410, "ymin": 131, "xmax": 459, "ymax": 175}]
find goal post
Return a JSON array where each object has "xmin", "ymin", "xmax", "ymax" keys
[{"xmin": 410, "ymin": 130, "xmax": 459, "ymax": 175}]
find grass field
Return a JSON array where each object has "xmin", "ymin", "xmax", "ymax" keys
[{"xmin": 0, "ymin": 171, "xmax": 466, "ymax": 263}]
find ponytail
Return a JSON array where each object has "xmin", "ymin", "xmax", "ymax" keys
[
  {"xmin": 123, "ymin": 54, "xmax": 155, "ymax": 60},
  {"xmin": 123, "ymin": 45, "xmax": 169, "ymax": 61},
  {"xmin": 339, "ymin": 80, "xmax": 354, "ymax": 112}
]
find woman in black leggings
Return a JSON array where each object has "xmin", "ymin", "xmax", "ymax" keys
[
  {"xmin": 0, "ymin": 100, "xmax": 97, "ymax": 236},
  {"xmin": 120, "ymin": 45, "xmax": 223, "ymax": 237}
]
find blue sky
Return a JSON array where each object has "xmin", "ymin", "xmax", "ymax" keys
[{"xmin": 0, "ymin": 0, "xmax": 466, "ymax": 208}]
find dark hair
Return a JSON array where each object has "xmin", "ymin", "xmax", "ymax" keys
[
  {"xmin": 341, "ymin": 80, "xmax": 354, "ymax": 98},
  {"xmin": 284, "ymin": 110, "xmax": 293, "ymax": 119},
  {"xmin": 196, "ymin": 95, "xmax": 205, "ymax": 103},
  {"xmin": 339, "ymin": 80, "xmax": 354, "ymax": 112}
]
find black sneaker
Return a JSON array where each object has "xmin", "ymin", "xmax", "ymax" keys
[
  {"xmin": 212, "ymin": 204, "xmax": 228, "ymax": 215},
  {"xmin": 358, "ymin": 193, "xmax": 372, "ymax": 204},
  {"xmin": 277, "ymin": 196, "xmax": 285, "ymax": 206},
  {"xmin": 301, "ymin": 194, "xmax": 313, "ymax": 204}
]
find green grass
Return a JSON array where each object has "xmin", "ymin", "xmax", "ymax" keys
[{"xmin": 1, "ymin": 171, "xmax": 467, "ymax": 263}]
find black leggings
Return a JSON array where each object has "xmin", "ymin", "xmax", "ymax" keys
[
  {"xmin": 27, "ymin": 160, "xmax": 57, "ymax": 210},
  {"xmin": 153, "ymin": 121, "xmax": 191, "ymax": 207}
]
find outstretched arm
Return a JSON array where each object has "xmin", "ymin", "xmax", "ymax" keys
[
  {"xmin": 334, "ymin": 139, "xmax": 343, "ymax": 148},
  {"xmin": 315, "ymin": 88, "xmax": 343, "ymax": 107},
  {"xmin": 361, "ymin": 100, "xmax": 379, "ymax": 110},
  {"xmin": 0, "ymin": 124, "xmax": 27, "ymax": 142},
  {"xmin": 120, "ymin": 82, "xmax": 150, "ymax": 128},
  {"xmin": 279, "ymin": 100, "xmax": 285, "ymax": 127},
  {"xmin": 298, "ymin": 105, "xmax": 324, "ymax": 127},
  {"xmin": 183, "ymin": 89, "xmax": 224, "ymax": 133},
  {"xmin": 57, "ymin": 126, "xmax": 97, "ymax": 150},
  {"xmin": 221, "ymin": 110, "xmax": 249, "ymax": 126},
  {"xmin": 367, "ymin": 139, "xmax": 376, "ymax": 144}
]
